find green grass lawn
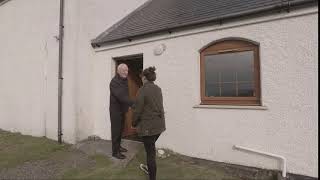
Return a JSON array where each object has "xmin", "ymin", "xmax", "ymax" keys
[
  {"xmin": 62, "ymin": 149, "xmax": 243, "ymax": 180},
  {"xmin": 0, "ymin": 130, "xmax": 68, "ymax": 169},
  {"xmin": 0, "ymin": 130, "xmax": 276, "ymax": 180},
  {"xmin": 62, "ymin": 149, "xmax": 241, "ymax": 180}
]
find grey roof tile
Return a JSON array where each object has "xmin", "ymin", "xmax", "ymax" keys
[
  {"xmin": 92, "ymin": 0, "xmax": 318, "ymax": 46},
  {"xmin": 0, "ymin": 0, "xmax": 9, "ymax": 4}
]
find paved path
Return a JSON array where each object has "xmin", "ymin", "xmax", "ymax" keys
[{"xmin": 73, "ymin": 139, "xmax": 143, "ymax": 167}]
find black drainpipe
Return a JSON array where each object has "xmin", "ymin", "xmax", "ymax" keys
[{"xmin": 58, "ymin": 0, "xmax": 64, "ymax": 144}]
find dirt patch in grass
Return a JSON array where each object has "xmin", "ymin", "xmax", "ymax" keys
[
  {"xmin": 154, "ymin": 150, "xmax": 276, "ymax": 180},
  {"xmin": 61, "ymin": 148, "xmax": 277, "ymax": 180},
  {"xmin": 0, "ymin": 150, "xmax": 95, "ymax": 179}
]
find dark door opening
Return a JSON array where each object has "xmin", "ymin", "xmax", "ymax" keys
[{"xmin": 114, "ymin": 54, "xmax": 143, "ymax": 141}]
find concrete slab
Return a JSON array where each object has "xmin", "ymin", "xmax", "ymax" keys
[
  {"xmin": 277, "ymin": 172, "xmax": 318, "ymax": 180},
  {"xmin": 73, "ymin": 139, "xmax": 143, "ymax": 167},
  {"xmin": 277, "ymin": 173, "xmax": 289, "ymax": 180}
]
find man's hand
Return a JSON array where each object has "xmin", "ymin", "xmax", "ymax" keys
[{"xmin": 132, "ymin": 121, "xmax": 138, "ymax": 128}]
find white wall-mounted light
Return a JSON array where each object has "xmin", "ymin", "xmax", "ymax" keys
[{"xmin": 153, "ymin": 44, "xmax": 166, "ymax": 56}]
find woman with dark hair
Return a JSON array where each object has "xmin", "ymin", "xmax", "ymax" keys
[{"xmin": 132, "ymin": 66, "xmax": 166, "ymax": 180}]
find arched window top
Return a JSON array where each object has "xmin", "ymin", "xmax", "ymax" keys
[
  {"xmin": 199, "ymin": 37, "xmax": 261, "ymax": 105},
  {"xmin": 200, "ymin": 37, "xmax": 259, "ymax": 53}
]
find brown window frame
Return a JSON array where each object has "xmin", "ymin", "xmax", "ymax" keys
[{"xmin": 200, "ymin": 39, "xmax": 261, "ymax": 106}]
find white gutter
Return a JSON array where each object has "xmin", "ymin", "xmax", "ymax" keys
[{"xmin": 233, "ymin": 145, "xmax": 287, "ymax": 178}]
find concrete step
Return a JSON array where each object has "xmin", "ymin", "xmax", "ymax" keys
[{"xmin": 73, "ymin": 138, "xmax": 143, "ymax": 167}]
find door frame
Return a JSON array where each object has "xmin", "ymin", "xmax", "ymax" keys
[{"xmin": 112, "ymin": 54, "xmax": 143, "ymax": 139}]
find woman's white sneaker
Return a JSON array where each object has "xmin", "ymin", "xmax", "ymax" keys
[{"xmin": 139, "ymin": 164, "xmax": 149, "ymax": 175}]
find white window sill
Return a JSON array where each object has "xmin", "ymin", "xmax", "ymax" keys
[{"xmin": 193, "ymin": 105, "xmax": 268, "ymax": 110}]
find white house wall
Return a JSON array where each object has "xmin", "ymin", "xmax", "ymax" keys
[
  {"xmin": 93, "ymin": 8, "xmax": 318, "ymax": 177},
  {"xmin": 0, "ymin": 0, "xmax": 60, "ymax": 140},
  {"xmin": 67, "ymin": 0, "xmax": 147, "ymax": 142},
  {"xmin": 0, "ymin": 0, "xmax": 147, "ymax": 143},
  {"xmin": 0, "ymin": 0, "xmax": 318, "ymax": 177}
]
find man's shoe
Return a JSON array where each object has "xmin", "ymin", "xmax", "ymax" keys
[
  {"xmin": 112, "ymin": 152, "xmax": 126, "ymax": 159},
  {"xmin": 120, "ymin": 146, "xmax": 128, "ymax": 152},
  {"xmin": 139, "ymin": 164, "xmax": 149, "ymax": 175}
]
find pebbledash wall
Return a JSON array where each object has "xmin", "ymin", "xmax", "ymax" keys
[
  {"xmin": 0, "ymin": 0, "xmax": 60, "ymax": 140},
  {"xmin": 0, "ymin": 0, "xmax": 318, "ymax": 178},
  {"xmin": 0, "ymin": 0, "xmax": 147, "ymax": 142},
  {"xmin": 61, "ymin": 0, "xmax": 147, "ymax": 143},
  {"xmin": 92, "ymin": 7, "xmax": 318, "ymax": 177}
]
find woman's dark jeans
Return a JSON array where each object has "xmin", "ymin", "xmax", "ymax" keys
[{"xmin": 142, "ymin": 134, "xmax": 160, "ymax": 180}]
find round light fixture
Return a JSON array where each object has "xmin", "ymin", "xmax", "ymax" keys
[{"xmin": 154, "ymin": 44, "xmax": 166, "ymax": 56}]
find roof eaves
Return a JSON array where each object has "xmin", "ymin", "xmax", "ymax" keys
[
  {"xmin": 0, "ymin": 0, "xmax": 11, "ymax": 6},
  {"xmin": 93, "ymin": 0, "xmax": 318, "ymax": 47},
  {"xmin": 91, "ymin": 0, "xmax": 153, "ymax": 47}
]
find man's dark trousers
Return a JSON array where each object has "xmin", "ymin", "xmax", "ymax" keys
[
  {"xmin": 109, "ymin": 74, "xmax": 132, "ymax": 155},
  {"xmin": 110, "ymin": 111, "xmax": 125, "ymax": 154}
]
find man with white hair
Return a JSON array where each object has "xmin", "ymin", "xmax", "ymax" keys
[{"xmin": 109, "ymin": 63, "xmax": 133, "ymax": 159}]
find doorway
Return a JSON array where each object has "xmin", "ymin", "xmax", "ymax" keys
[{"xmin": 114, "ymin": 54, "xmax": 143, "ymax": 141}]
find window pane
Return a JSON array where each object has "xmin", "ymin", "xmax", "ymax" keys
[
  {"xmin": 221, "ymin": 72, "xmax": 236, "ymax": 82},
  {"xmin": 205, "ymin": 51, "xmax": 255, "ymax": 97},
  {"xmin": 205, "ymin": 83, "xmax": 220, "ymax": 97},
  {"xmin": 204, "ymin": 70, "xmax": 219, "ymax": 84},
  {"xmin": 237, "ymin": 71, "xmax": 254, "ymax": 82},
  {"xmin": 221, "ymin": 83, "xmax": 236, "ymax": 96},
  {"xmin": 238, "ymin": 83, "xmax": 254, "ymax": 97}
]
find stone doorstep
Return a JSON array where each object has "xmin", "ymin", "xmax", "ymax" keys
[{"xmin": 73, "ymin": 138, "xmax": 143, "ymax": 167}]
